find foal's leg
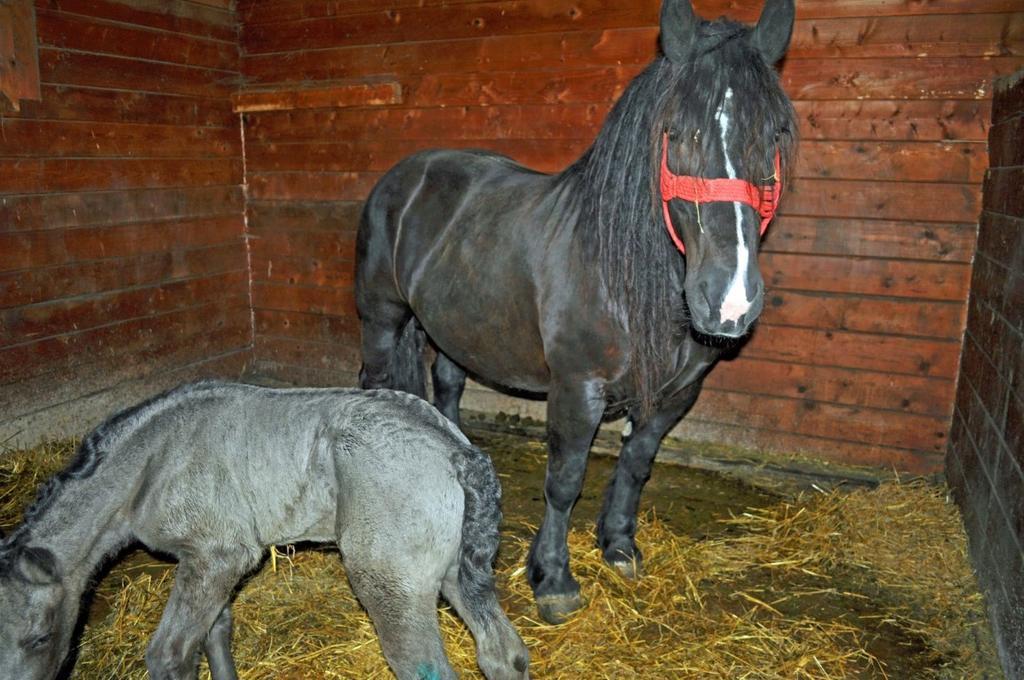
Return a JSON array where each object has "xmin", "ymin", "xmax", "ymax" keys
[
  {"xmin": 346, "ymin": 567, "xmax": 456, "ymax": 680},
  {"xmin": 440, "ymin": 565, "xmax": 529, "ymax": 680},
  {"xmin": 527, "ymin": 378, "xmax": 605, "ymax": 624},
  {"xmin": 432, "ymin": 351, "xmax": 467, "ymax": 427},
  {"xmin": 145, "ymin": 551, "xmax": 254, "ymax": 680},
  {"xmin": 596, "ymin": 380, "xmax": 703, "ymax": 577},
  {"xmin": 203, "ymin": 605, "xmax": 237, "ymax": 680}
]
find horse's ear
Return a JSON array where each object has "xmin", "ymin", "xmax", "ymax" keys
[
  {"xmin": 660, "ymin": 0, "xmax": 699, "ymax": 63},
  {"xmin": 751, "ymin": 0, "xmax": 796, "ymax": 65}
]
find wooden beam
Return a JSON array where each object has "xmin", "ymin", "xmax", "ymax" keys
[
  {"xmin": 232, "ymin": 81, "xmax": 402, "ymax": 113},
  {"xmin": 0, "ymin": 0, "xmax": 42, "ymax": 110}
]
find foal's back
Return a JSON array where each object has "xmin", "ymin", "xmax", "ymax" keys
[{"xmin": 120, "ymin": 382, "xmax": 470, "ymax": 556}]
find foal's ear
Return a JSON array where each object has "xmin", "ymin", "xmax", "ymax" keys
[
  {"xmin": 660, "ymin": 0, "xmax": 700, "ymax": 63},
  {"xmin": 16, "ymin": 546, "xmax": 60, "ymax": 585},
  {"xmin": 750, "ymin": 0, "xmax": 796, "ymax": 65}
]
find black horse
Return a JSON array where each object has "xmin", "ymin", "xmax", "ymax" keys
[{"xmin": 356, "ymin": 0, "xmax": 797, "ymax": 623}]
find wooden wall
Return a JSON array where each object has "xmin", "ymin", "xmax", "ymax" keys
[
  {"xmin": 0, "ymin": 0, "xmax": 250, "ymax": 446},
  {"xmin": 947, "ymin": 69, "xmax": 1024, "ymax": 677},
  {"xmin": 235, "ymin": 0, "xmax": 1024, "ymax": 473}
]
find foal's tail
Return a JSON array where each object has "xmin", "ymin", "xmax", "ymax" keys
[
  {"xmin": 390, "ymin": 317, "xmax": 427, "ymax": 399},
  {"xmin": 452, "ymin": 443, "xmax": 503, "ymax": 618}
]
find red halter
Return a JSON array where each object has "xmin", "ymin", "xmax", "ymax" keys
[{"xmin": 659, "ymin": 132, "xmax": 782, "ymax": 254}]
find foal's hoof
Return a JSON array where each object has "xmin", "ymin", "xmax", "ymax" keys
[{"xmin": 535, "ymin": 593, "xmax": 583, "ymax": 624}]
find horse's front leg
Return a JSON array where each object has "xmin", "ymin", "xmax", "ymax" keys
[
  {"xmin": 596, "ymin": 380, "xmax": 703, "ymax": 577},
  {"xmin": 527, "ymin": 377, "xmax": 605, "ymax": 624}
]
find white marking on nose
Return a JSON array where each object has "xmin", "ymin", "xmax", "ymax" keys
[{"xmin": 715, "ymin": 87, "xmax": 752, "ymax": 324}]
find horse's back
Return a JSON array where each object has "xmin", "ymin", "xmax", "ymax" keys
[{"xmin": 358, "ymin": 149, "xmax": 567, "ymax": 391}]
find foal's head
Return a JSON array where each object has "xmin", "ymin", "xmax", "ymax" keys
[
  {"xmin": 0, "ymin": 540, "xmax": 73, "ymax": 680},
  {"xmin": 658, "ymin": 0, "xmax": 797, "ymax": 338}
]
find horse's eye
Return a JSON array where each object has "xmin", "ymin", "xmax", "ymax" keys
[
  {"xmin": 22, "ymin": 632, "xmax": 53, "ymax": 651},
  {"xmin": 666, "ymin": 128, "xmax": 680, "ymax": 142}
]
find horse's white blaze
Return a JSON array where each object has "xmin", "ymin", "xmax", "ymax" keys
[{"xmin": 715, "ymin": 87, "xmax": 752, "ymax": 324}]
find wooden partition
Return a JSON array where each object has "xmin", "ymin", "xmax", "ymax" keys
[
  {"xmin": 236, "ymin": 0, "xmax": 1023, "ymax": 473},
  {"xmin": 0, "ymin": 0, "xmax": 250, "ymax": 446},
  {"xmin": 947, "ymin": 69, "xmax": 1024, "ymax": 677}
]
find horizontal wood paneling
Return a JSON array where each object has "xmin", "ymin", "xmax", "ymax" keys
[
  {"xmin": 1, "ymin": 0, "xmax": 248, "ymax": 444},
  {"xmin": 236, "ymin": 0, "xmax": 1024, "ymax": 471}
]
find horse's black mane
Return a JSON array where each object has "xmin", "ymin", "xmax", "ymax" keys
[{"xmin": 564, "ymin": 18, "xmax": 797, "ymax": 414}]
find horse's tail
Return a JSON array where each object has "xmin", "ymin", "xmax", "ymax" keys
[
  {"xmin": 452, "ymin": 442, "xmax": 503, "ymax": 618},
  {"xmin": 390, "ymin": 317, "xmax": 427, "ymax": 399}
]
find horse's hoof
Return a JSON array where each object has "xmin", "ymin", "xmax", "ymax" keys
[
  {"xmin": 608, "ymin": 558, "xmax": 643, "ymax": 580},
  {"xmin": 535, "ymin": 593, "xmax": 583, "ymax": 624}
]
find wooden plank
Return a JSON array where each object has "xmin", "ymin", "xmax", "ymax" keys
[
  {"xmin": 797, "ymin": 140, "xmax": 987, "ymax": 184},
  {"xmin": 1, "ymin": 270, "xmax": 248, "ymax": 346},
  {"xmin": 0, "ymin": 304, "xmax": 250, "ymax": 405},
  {"xmin": 0, "ymin": 215, "xmax": 245, "ymax": 273},
  {"xmin": 253, "ymin": 333, "xmax": 361, "ymax": 375},
  {"xmin": 233, "ymin": 81, "xmax": 402, "ymax": 112},
  {"xmin": 0, "ymin": 243, "xmax": 247, "ymax": 310},
  {"xmin": 248, "ymin": 229, "xmax": 356, "ymax": 263},
  {"xmin": 240, "ymin": 28, "xmax": 657, "ymax": 87},
  {"xmin": 969, "ymin": 255, "xmax": 1024, "ymax": 341},
  {"xmin": 744, "ymin": 324, "xmax": 962, "ymax": 379},
  {"xmin": 239, "ymin": 0, "xmax": 1022, "ymax": 27},
  {"xmin": 34, "ymin": 0, "xmax": 237, "ymax": 42},
  {"xmin": 253, "ymin": 307, "xmax": 360, "ymax": 344},
  {"xmin": 989, "ymin": 114, "xmax": 1024, "ymax": 168},
  {"xmin": 792, "ymin": 100, "xmax": 992, "ymax": 142},
  {"xmin": 251, "ymin": 281, "xmax": 356, "ymax": 317},
  {"xmin": 0, "ymin": 186, "xmax": 244, "ymax": 232},
  {"xmin": 761, "ymin": 252, "xmax": 970, "ymax": 301},
  {"xmin": 691, "ymin": 387, "xmax": 950, "ymax": 453},
  {"xmin": 976, "ymin": 212, "xmax": 1024, "ymax": 274},
  {"xmin": 250, "ymin": 254, "xmax": 354, "ymax": 289},
  {"xmin": 0, "ymin": 295, "xmax": 249, "ymax": 385},
  {"xmin": 245, "ymin": 199, "xmax": 362, "ymax": 233},
  {"xmin": 0, "ymin": 158, "xmax": 242, "ymax": 194},
  {"xmin": 780, "ymin": 56, "xmax": 1024, "ymax": 100},
  {"xmin": 760, "ymin": 290, "xmax": 966, "ymax": 339},
  {"xmin": 0, "ymin": 83, "xmax": 236, "ymax": 126},
  {"xmin": 705, "ymin": 357, "xmax": 954, "ymax": 418},
  {"xmin": 35, "ymin": 9, "xmax": 239, "ymax": 72},
  {"xmin": 763, "ymin": 216, "xmax": 976, "ymax": 262},
  {"xmin": 983, "ymin": 166, "xmax": 1024, "ymax": 216},
  {"xmin": 37, "ymin": 48, "xmax": 238, "ymax": 99},
  {"xmin": 781, "ymin": 177, "xmax": 981, "ymax": 223},
  {"xmin": 0, "ymin": 119, "xmax": 239, "ymax": 158},
  {"xmin": 788, "ymin": 13, "xmax": 1024, "ymax": 59},
  {"xmin": 0, "ymin": 0, "xmax": 42, "ymax": 110},
  {"xmin": 241, "ymin": 0, "xmax": 659, "ymax": 55},
  {"xmin": 242, "ymin": 104, "xmax": 609, "ymax": 142},
  {"xmin": 673, "ymin": 417, "xmax": 941, "ymax": 473},
  {"xmin": 993, "ymin": 68, "xmax": 1024, "ymax": 123},
  {"xmin": 246, "ymin": 171, "xmax": 380, "ymax": 201}
]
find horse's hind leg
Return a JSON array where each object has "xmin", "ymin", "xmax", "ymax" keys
[
  {"xmin": 596, "ymin": 380, "xmax": 703, "ymax": 577},
  {"xmin": 346, "ymin": 567, "xmax": 455, "ymax": 680},
  {"xmin": 145, "ymin": 550, "xmax": 256, "ymax": 680},
  {"xmin": 358, "ymin": 297, "xmax": 428, "ymax": 398},
  {"xmin": 432, "ymin": 351, "xmax": 466, "ymax": 427},
  {"xmin": 440, "ymin": 566, "xmax": 529, "ymax": 680}
]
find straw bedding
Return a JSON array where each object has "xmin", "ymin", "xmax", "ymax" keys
[{"xmin": 0, "ymin": 439, "xmax": 999, "ymax": 679}]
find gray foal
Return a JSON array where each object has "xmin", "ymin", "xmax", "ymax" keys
[{"xmin": 0, "ymin": 381, "xmax": 529, "ymax": 680}]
